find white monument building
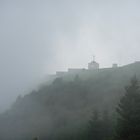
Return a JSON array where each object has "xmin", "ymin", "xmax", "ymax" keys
[
  {"xmin": 88, "ymin": 56, "xmax": 99, "ymax": 70},
  {"xmin": 112, "ymin": 63, "xmax": 118, "ymax": 68}
]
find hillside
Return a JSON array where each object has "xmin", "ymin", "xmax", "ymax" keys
[{"xmin": 0, "ymin": 62, "xmax": 140, "ymax": 140}]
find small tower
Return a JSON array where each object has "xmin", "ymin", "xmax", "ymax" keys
[
  {"xmin": 112, "ymin": 63, "xmax": 118, "ymax": 68},
  {"xmin": 88, "ymin": 56, "xmax": 99, "ymax": 70}
]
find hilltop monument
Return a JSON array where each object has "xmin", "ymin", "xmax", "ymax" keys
[{"xmin": 88, "ymin": 56, "xmax": 99, "ymax": 70}]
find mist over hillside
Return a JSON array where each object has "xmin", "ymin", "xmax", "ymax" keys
[
  {"xmin": 1, "ymin": 1, "xmax": 140, "ymax": 140},
  {"xmin": 1, "ymin": 0, "xmax": 140, "ymax": 113},
  {"xmin": 0, "ymin": 62, "xmax": 140, "ymax": 140}
]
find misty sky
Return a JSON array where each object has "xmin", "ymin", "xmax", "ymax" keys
[{"xmin": 0, "ymin": 0, "xmax": 140, "ymax": 112}]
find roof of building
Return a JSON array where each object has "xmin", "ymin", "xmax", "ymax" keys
[{"xmin": 89, "ymin": 60, "xmax": 99, "ymax": 64}]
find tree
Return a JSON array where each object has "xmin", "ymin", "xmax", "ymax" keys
[
  {"xmin": 33, "ymin": 137, "xmax": 38, "ymax": 140},
  {"xmin": 87, "ymin": 110, "xmax": 104, "ymax": 140},
  {"xmin": 115, "ymin": 76, "xmax": 140, "ymax": 140},
  {"xmin": 102, "ymin": 110, "xmax": 113, "ymax": 140}
]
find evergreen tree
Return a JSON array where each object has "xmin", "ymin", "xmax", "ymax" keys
[
  {"xmin": 88, "ymin": 110, "xmax": 104, "ymax": 140},
  {"xmin": 33, "ymin": 137, "xmax": 38, "ymax": 140},
  {"xmin": 102, "ymin": 110, "xmax": 113, "ymax": 140},
  {"xmin": 115, "ymin": 76, "xmax": 140, "ymax": 140}
]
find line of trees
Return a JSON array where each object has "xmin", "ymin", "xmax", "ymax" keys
[
  {"xmin": 33, "ymin": 76, "xmax": 140, "ymax": 140},
  {"xmin": 86, "ymin": 76, "xmax": 140, "ymax": 140},
  {"xmin": 115, "ymin": 76, "xmax": 140, "ymax": 140}
]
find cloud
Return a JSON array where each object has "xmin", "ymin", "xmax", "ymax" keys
[{"xmin": 0, "ymin": 0, "xmax": 140, "ymax": 111}]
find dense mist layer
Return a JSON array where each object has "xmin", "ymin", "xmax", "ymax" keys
[
  {"xmin": 0, "ymin": 62, "xmax": 140, "ymax": 140},
  {"xmin": 1, "ymin": 0, "xmax": 140, "ymax": 111}
]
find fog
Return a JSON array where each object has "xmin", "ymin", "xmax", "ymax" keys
[{"xmin": 0, "ymin": 0, "xmax": 140, "ymax": 112}]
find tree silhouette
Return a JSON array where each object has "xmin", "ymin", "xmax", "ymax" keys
[
  {"xmin": 115, "ymin": 76, "xmax": 140, "ymax": 140},
  {"xmin": 87, "ymin": 110, "xmax": 104, "ymax": 140},
  {"xmin": 33, "ymin": 137, "xmax": 38, "ymax": 140}
]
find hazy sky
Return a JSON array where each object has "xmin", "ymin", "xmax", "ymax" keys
[{"xmin": 0, "ymin": 0, "xmax": 140, "ymax": 111}]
